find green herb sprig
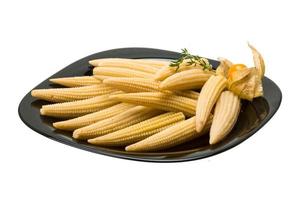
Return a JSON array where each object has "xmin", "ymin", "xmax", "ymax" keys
[{"xmin": 169, "ymin": 48, "xmax": 212, "ymax": 71}]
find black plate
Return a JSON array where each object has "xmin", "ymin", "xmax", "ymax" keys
[{"xmin": 18, "ymin": 48, "xmax": 282, "ymax": 162}]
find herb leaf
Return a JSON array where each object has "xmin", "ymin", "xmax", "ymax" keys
[{"xmin": 169, "ymin": 48, "xmax": 212, "ymax": 71}]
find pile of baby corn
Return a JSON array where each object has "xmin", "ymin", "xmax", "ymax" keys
[{"xmin": 31, "ymin": 44, "xmax": 265, "ymax": 152}]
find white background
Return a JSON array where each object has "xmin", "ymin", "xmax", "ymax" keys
[{"xmin": 0, "ymin": 0, "xmax": 298, "ymax": 199}]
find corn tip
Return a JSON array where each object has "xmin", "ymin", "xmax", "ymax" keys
[
  {"xmin": 40, "ymin": 108, "xmax": 45, "ymax": 115},
  {"xmin": 196, "ymin": 121, "xmax": 204, "ymax": 133},
  {"xmin": 125, "ymin": 145, "xmax": 133, "ymax": 151},
  {"xmin": 89, "ymin": 60, "xmax": 97, "ymax": 66},
  {"xmin": 87, "ymin": 138, "xmax": 95, "ymax": 144},
  {"xmin": 31, "ymin": 90, "xmax": 38, "ymax": 97},
  {"xmin": 72, "ymin": 130, "xmax": 81, "ymax": 139}
]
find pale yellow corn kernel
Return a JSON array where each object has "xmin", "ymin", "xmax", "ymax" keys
[
  {"xmin": 159, "ymin": 69, "xmax": 214, "ymax": 91},
  {"xmin": 31, "ymin": 84, "xmax": 117, "ymax": 103},
  {"xmin": 88, "ymin": 59, "xmax": 157, "ymax": 74},
  {"xmin": 209, "ymin": 91, "xmax": 241, "ymax": 144},
  {"xmin": 40, "ymin": 93, "xmax": 120, "ymax": 118},
  {"xmin": 103, "ymin": 77, "xmax": 160, "ymax": 92},
  {"xmin": 173, "ymin": 90, "xmax": 200, "ymax": 100},
  {"xmin": 88, "ymin": 112, "xmax": 185, "ymax": 146},
  {"xmin": 111, "ymin": 92, "xmax": 197, "ymax": 116},
  {"xmin": 93, "ymin": 67, "xmax": 154, "ymax": 79},
  {"xmin": 73, "ymin": 106, "xmax": 161, "ymax": 140},
  {"xmin": 53, "ymin": 103, "xmax": 134, "ymax": 131},
  {"xmin": 89, "ymin": 58, "xmax": 169, "ymax": 69},
  {"xmin": 125, "ymin": 115, "xmax": 213, "ymax": 152},
  {"xmin": 196, "ymin": 75, "xmax": 227, "ymax": 132},
  {"xmin": 93, "ymin": 75, "xmax": 114, "ymax": 81},
  {"xmin": 103, "ymin": 77, "xmax": 199, "ymax": 100},
  {"xmin": 154, "ymin": 63, "xmax": 194, "ymax": 81},
  {"xmin": 49, "ymin": 76, "xmax": 101, "ymax": 87}
]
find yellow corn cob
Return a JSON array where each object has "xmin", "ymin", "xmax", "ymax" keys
[
  {"xmin": 93, "ymin": 67, "xmax": 154, "ymax": 79},
  {"xmin": 125, "ymin": 115, "xmax": 213, "ymax": 152},
  {"xmin": 111, "ymin": 92, "xmax": 197, "ymax": 116},
  {"xmin": 93, "ymin": 75, "xmax": 114, "ymax": 81},
  {"xmin": 209, "ymin": 91, "xmax": 241, "ymax": 144},
  {"xmin": 196, "ymin": 75, "xmax": 227, "ymax": 132},
  {"xmin": 31, "ymin": 84, "xmax": 117, "ymax": 102},
  {"xmin": 40, "ymin": 93, "xmax": 120, "ymax": 118},
  {"xmin": 88, "ymin": 58, "xmax": 157, "ymax": 74},
  {"xmin": 89, "ymin": 58, "xmax": 168, "ymax": 69},
  {"xmin": 159, "ymin": 69, "xmax": 214, "ymax": 91},
  {"xmin": 53, "ymin": 103, "xmax": 134, "ymax": 130},
  {"xmin": 103, "ymin": 77, "xmax": 200, "ymax": 100},
  {"xmin": 88, "ymin": 112, "xmax": 185, "ymax": 146},
  {"xmin": 248, "ymin": 43, "xmax": 265, "ymax": 79},
  {"xmin": 103, "ymin": 77, "xmax": 160, "ymax": 92},
  {"xmin": 49, "ymin": 76, "xmax": 101, "ymax": 87},
  {"xmin": 73, "ymin": 106, "xmax": 161, "ymax": 140},
  {"xmin": 154, "ymin": 63, "xmax": 194, "ymax": 81},
  {"xmin": 174, "ymin": 90, "xmax": 199, "ymax": 100}
]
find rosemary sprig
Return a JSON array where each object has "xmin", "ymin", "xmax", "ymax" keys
[{"xmin": 170, "ymin": 48, "xmax": 212, "ymax": 71}]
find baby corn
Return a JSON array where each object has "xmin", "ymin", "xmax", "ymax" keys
[
  {"xmin": 73, "ymin": 106, "xmax": 161, "ymax": 140},
  {"xmin": 210, "ymin": 91, "xmax": 241, "ymax": 144},
  {"xmin": 88, "ymin": 112, "xmax": 185, "ymax": 146},
  {"xmin": 111, "ymin": 92, "xmax": 197, "ymax": 116},
  {"xmin": 31, "ymin": 84, "xmax": 117, "ymax": 102},
  {"xmin": 125, "ymin": 116, "xmax": 212, "ymax": 152},
  {"xmin": 40, "ymin": 93, "xmax": 120, "ymax": 118},
  {"xmin": 159, "ymin": 69, "xmax": 214, "ymax": 91},
  {"xmin": 53, "ymin": 103, "xmax": 134, "ymax": 130},
  {"xmin": 89, "ymin": 58, "xmax": 169, "ymax": 69},
  {"xmin": 93, "ymin": 67, "xmax": 154, "ymax": 79},
  {"xmin": 103, "ymin": 77, "xmax": 199, "ymax": 99},
  {"xmin": 196, "ymin": 75, "xmax": 227, "ymax": 132},
  {"xmin": 174, "ymin": 90, "xmax": 199, "ymax": 100},
  {"xmin": 103, "ymin": 77, "xmax": 160, "ymax": 92},
  {"xmin": 154, "ymin": 64, "xmax": 194, "ymax": 81},
  {"xmin": 88, "ymin": 58, "xmax": 157, "ymax": 74},
  {"xmin": 49, "ymin": 76, "xmax": 101, "ymax": 87}
]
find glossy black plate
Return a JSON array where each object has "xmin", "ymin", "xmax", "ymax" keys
[{"xmin": 18, "ymin": 48, "xmax": 282, "ymax": 162}]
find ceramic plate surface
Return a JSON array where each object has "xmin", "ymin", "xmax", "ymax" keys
[{"xmin": 18, "ymin": 48, "xmax": 282, "ymax": 162}]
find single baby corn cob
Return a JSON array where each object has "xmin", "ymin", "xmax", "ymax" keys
[
  {"xmin": 88, "ymin": 58, "xmax": 158, "ymax": 74},
  {"xmin": 103, "ymin": 77, "xmax": 200, "ymax": 99},
  {"xmin": 125, "ymin": 115, "xmax": 213, "ymax": 152},
  {"xmin": 103, "ymin": 77, "xmax": 160, "ymax": 92},
  {"xmin": 40, "ymin": 93, "xmax": 120, "ymax": 118},
  {"xmin": 49, "ymin": 76, "xmax": 101, "ymax": 87},
  {"xmin": 159, "ymin": 69, "xmax": 214, "ymax": 91},
  {"xmin": 93, "ymin": 75, "xmax": 114, "ymax": 81},
  {"xmin": 196, "ymin": 75, "xmax": 227, "ymax": 132},
  {"xmin": 53, "ymin": 103, "xmax": 134, "ymax": 130},
  {"xmin": 31, "ymin": 84, "xmax": 117, "ymax": 103},
  {"xmin": 174, "ymin": 90, "xmax": 199, "ymax": 100},
  {"xmin": 209, "ymin": 91, "xmax": 241, "ymax": 144},
  {"xmin": 73, "ymin": 106, "xmax": 161, "ymax": 140},
  {"xmin": 88, "ymin": 112, "xmax": 185, "ymax": 146},
  {"xmin": 154, "ymin": 63, "xmax": 194, "ymax": 81},
  {"xmin": 111, "ymin": 92, "xmax": 197, "ymax": 116},
  {"xmin": 93, "ymin": 67, "xmax": 154, "ymax": 79},
  {"xmin": 89, "ymin": 58, "xmax": 169, "ymax": 69}
]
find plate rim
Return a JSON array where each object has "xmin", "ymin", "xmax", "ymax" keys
[{"xmin": 18, "ymin": 47, "xmax": 282, "ymax": 162}]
